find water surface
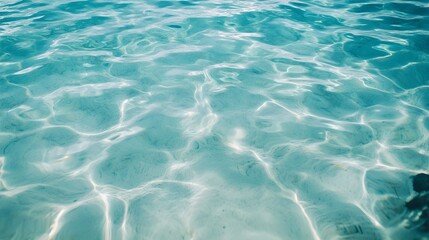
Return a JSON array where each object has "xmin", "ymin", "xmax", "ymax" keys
[{"xmin": 1, "ymin": 0, "xmax": 429, "ymax": 239}]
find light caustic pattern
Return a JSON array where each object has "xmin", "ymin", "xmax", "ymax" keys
[{"xmin": 1, "ymin": 0, "xmax": 429, "ymax": 239}]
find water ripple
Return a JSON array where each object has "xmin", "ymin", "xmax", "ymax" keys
[{"xmin": 1, "ymin": 0, "xmax": 428, "ymax": 239}]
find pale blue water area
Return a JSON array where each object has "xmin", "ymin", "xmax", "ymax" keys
[{"xmin": 1, "ymin": 0, "xmax": 429, "ymax": 239}]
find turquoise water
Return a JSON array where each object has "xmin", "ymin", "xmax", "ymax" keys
[{"xmin": 1, "ymin": 0, "xmax": 429, "ymax": 239}]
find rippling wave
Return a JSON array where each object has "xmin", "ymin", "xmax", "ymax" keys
[{"xmin": 1, "ymin": 0, "xmax": 429, "ymax": 239}]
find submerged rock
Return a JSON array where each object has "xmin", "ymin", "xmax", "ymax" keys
[
  {"xmin": 412, "ymin": 173, "xmax": 429, "ymax": 193},
  {"xmin": 406, "ymin": 193, "xmax": 429, "ymax": 210},
  {"xmin": 405, "ymin": 173, "xmax": 429, "ymax": 233}
]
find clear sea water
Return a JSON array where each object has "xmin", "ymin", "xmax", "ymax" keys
[{"xmin": 1, "ymin": 0, "xmax": 429, "ymax": 239}]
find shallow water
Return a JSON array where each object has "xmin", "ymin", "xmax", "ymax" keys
[{"xmin": 1, "ymin": 0, "xmax": 429, "ymax": 239}]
